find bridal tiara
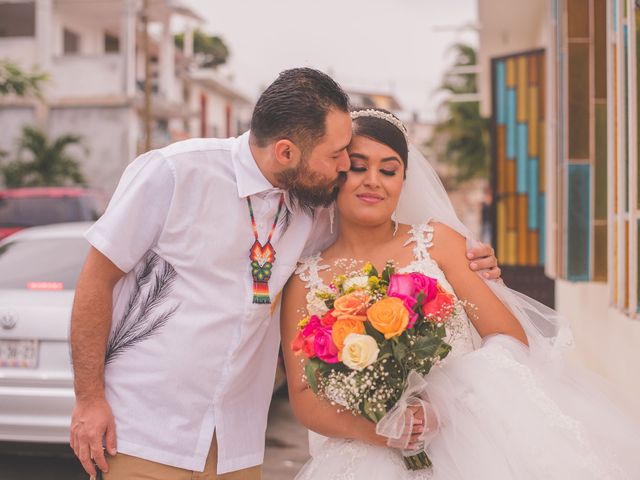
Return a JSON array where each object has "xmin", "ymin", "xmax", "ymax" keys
[{"xmin": 350, "ymin": 108, "xmax": 409, "ymax": 140}]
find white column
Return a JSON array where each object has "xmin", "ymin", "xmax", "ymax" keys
[
  {"xmin": 35, "ymin": 0, "xmax": 53, "ymax": 71},
  {"xmin": 184, "ymin": 24, "xmax": 194, "ymax": 59},
  {"xmin": 159, "ymin": 13, "xmax": 175, "ymax": 101},
  {"xmin": 121, "ymin": 0, "xmax": 137, "ymax": 98}
]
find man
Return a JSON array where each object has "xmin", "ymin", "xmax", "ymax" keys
[{"xmin": 70, "ymin": 68, "xmax": 500, "ymax": 479}]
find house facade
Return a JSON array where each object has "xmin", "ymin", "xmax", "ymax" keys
[{"xmin": 478, "ymin": 0, "xmax": 640, "ymax": 418}]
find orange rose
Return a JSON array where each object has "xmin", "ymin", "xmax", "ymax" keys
[
  {"xmin": 332, "ymin": 292, "xmax": 369, "ymax": 322},
  {"xmin": 367, "ymin": 297, "xmax": 410, "ymax": 339},
  {"xmin": 331, "ymin": 318, "xmax": 366, "ymax": 357}
]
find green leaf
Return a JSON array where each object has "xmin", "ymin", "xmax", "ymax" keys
[
  {"xmin": 363, "ymin": 321, "xmax": 385, "ymax": 343},
  {"xmin": 304, "ymin": 359, "xmax": 322, "ymax": 393}
]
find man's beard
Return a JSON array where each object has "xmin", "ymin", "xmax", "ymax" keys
[{"xmin": 275, "ymin": 162, "xmax": 343, "ymax": 212}]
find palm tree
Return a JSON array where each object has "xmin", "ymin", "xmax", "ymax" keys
[
  {"xmin": 0, "ymin": 60, "xmax": 47, "ymax": 98},
  {"xmin": 429, "ymin": 43, "xmax": 490, "ymax": 184},
  {"xmin": 0, "ymin": 126, "xmax": 86, "ymax": 187}
]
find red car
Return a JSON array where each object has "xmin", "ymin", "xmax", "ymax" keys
[{"xmin": 0, "ymin": 187, "xmax": 105, "ymax": 240}]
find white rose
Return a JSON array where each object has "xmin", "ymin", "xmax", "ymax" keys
[
  {"xmin": 343, "ymin": 275, "xmax": 369, "ymax": 291},
  {"xmin": 306, "ymin": 290, "xmax": 329, "ymax": 316},
  {"xmin": 342, "ymin": 333, "xmax": 380, "ymax": 371}
]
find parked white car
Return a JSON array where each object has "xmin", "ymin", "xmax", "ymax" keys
[{"xmin": 0, "ymin": 222, "xmax": 91, "ymax": 443}]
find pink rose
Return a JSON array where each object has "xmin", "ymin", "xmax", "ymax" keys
[
  {"xmin": 314, "ymin": 327, "xmax": 339, "ymax": 363},
  {"xmin": 303, "ymin": 315, "xmax": 322, "ymax": 336},
  {"xmin": 408, "ymin": 273, "xmax": 438, "ymax": 303},
  {"xmin": 387, "ymin": 274, "xmax": 416, "ymax": 298},
  {"xmin": 291, "ymin": 330, "xmax": 317, "ymax": 358}
]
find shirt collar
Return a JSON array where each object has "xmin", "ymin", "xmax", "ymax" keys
[{"xmin": 232, "ymin": 131, "xmax": 293, "ymax": 211}]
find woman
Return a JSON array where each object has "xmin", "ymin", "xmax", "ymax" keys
[{"xmin": 280, "ymin": 108, "xmax": 640, "ymax": 479}]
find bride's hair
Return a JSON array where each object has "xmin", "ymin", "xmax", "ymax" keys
[{"xmin": 351, "ymin": 107, "xmax": 409, "ymax": 173}]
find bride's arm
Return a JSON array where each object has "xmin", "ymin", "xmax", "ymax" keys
[
  {"xmin": 280, "ymin": 273, "xmax": 388, "ymax": 446},
  {"xmin": 429, "ymin": 223, "xmax": 529, "ymax": 346}
]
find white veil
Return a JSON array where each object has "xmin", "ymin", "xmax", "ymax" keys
[{"xmin": 397, "ymin": 144, "xmax": 574, "ymax": 362}]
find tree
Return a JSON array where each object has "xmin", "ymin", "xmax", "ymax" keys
[
  {"xmin": 0, "ymin": 125, "xmax": 86, "ymax": 187},
  {"xmin": 174, "ymin": 30, "xmax": 230, "ymax": 68},
  {"xmin": 0, "ymin": 60, "xmax": 47, "ymax": 97},
  {"xmin": 428, "ymin": 43, "xmax": 490, "ymax": 184}
]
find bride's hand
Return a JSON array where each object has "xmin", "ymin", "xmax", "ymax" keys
[
  {"xmin": 467, "ymin": 242, "xmax": 502, "ymax": 281},
  {"xmin": 385, "ymin": 401, "xmax": 439, "ymax": 451}
]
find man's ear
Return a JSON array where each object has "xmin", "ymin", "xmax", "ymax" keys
[{"xmin": 274, "ymin": 139, "xmax": 302, "ymax": 169}]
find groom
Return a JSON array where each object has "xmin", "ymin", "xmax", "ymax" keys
[{"xmin": 69, "ymin": 67, "xmax": 500, "ymax": 479}]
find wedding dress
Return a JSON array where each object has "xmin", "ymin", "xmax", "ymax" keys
[{"xmin": 293, "ymin": 222, "xmax": 640, "ymax": 480}]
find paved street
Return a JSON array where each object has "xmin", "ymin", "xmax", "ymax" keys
[{"xmin": 0, "ymin": 389, "xmax": 310, "ymax": 480}]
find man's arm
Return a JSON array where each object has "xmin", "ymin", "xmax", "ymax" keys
[{"xmin": 69, "ymin": 247, "xmax": 125, "ymax": 476}]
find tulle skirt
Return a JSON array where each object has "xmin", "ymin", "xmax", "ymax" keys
[{"xmin": 295, "ymin": 336, "xmax": 640, "ymax": 480}]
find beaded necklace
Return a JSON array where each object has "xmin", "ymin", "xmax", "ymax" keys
[{"xmin": 247, "ymin": 193, "xmax": 285, "ymax": 304}]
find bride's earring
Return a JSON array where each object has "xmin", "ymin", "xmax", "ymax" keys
[
  {"xmin": 392, "ymin": 211, "xmax": 399, "ymax": 236},
  {"xmin": 329, "ymin": 204, "xmax": 335, "ymax": 234}
]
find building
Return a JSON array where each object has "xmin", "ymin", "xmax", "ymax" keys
[
  {"xmin": 478, "ymin": 0, "xmax": 640, "ymax": 418},
  {"xmin": 0, "ymin": 0, "xmax": 252, "ymax": 193}
]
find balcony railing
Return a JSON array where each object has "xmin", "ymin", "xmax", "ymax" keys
[{"xmin": 50, "ymin": 54, "xmax": 124, "ymax": 98}]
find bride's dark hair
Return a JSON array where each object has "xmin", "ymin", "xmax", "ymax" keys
[{"xmin": 351, "ymin": 108, "xmax": 409, "ymax": 173}]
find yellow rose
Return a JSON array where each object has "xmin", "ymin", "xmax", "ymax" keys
[
  {"xmin": 332, "ymin": 318, "xmax": 366, "ymax": 357},
  {"xmin": 332, "ymin": 292, "xmax": 369, "ymax": 322},
  {"xmin": 367, "ymin": 297, "xmax": 409, "ymax": 339},
  {"xmin": 342, "ymin": 333, "xmax": 380, "ymax": 371}
]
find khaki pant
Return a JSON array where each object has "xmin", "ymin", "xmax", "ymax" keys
[{"xmin": 100, "ymin": 436, "xmax": 261, "ymax": 480}]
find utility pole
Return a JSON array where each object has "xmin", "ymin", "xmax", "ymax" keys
[{"xmin": 142, "ymin": 0, "xmax": 152, "ymax": 151}]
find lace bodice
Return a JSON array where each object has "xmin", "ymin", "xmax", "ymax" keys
[{"xmin": 295, "ymin": 222, "xmax": 478, "ymax": 358}]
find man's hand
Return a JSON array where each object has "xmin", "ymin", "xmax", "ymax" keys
[
  {"xmin": 385, "ymin": 400, "xmax": 439, "ymax": 451},
  {"xmin": 467, "ymin": 242, "xmax": 501, "ymax": 281},
  {"xmin": 70, "ymin": 397, "xmax": 117, "ymax": 477}
]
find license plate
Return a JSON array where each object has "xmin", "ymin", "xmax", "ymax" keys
[{"xmin": 0, "ymin": 339, "xmax": 39, "ymax": 368}]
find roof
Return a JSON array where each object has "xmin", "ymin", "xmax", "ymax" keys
[
  {"xmin": 186, "ymin": 69, "xmax": 253, "ymax": 105},
  {"xmin": 346, "ymin": 90, "xmax": 403, "ymax": 112}
]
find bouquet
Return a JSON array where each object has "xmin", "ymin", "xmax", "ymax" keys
[{"xmin": 291, "ymin": 261, "xmax": 464, "ymax": 470}]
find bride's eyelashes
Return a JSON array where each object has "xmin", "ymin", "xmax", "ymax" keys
[{"xmin": 349, "ymin": 165, "xmax": 398, "ymax": 176}]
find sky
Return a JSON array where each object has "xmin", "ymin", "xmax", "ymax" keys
[{"xmin": 180, "ymin": 0, "xmax": 478, "ymax": 122}]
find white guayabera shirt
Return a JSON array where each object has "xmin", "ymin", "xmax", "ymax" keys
[{"xmin": 85, "ymin": 132, "xmax": 330, "ymax": 473}]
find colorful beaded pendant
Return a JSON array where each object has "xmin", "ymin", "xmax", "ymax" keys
[{"xmin": 247, "ymin": 194, "xmax": 285, "ymax": 304}]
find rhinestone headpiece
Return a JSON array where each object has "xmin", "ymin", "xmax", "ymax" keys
[{"xmin": 350, "ymin": 109, "xmax": 409, "ymax": 140}]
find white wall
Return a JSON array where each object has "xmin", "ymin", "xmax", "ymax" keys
[
  {"xmin": 556, "ymin": 280, "xmax": 640, "ymax": 420},
  {"xmin": 48, "ymin": 105, "xmax": 136, "ymax": 194},
  {"xmin": 0, "ymin": 38, "xmax": 38, "ymax": 66},
  {"xmin": 0, "ymin": 107, "xmax": 37, "ymax": 166}
]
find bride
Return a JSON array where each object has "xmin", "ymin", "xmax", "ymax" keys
[{"xmin": 280, "ymin": 108, "xmax": 640, "ymax": 479}]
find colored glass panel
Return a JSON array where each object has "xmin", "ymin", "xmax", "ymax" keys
[
  {"xmin": 568, "ymin": 42, "xmax": 590, "ymax": 159},
  {"xmin": 595, "ymin": 103, "xmax": 608, "ymax": 220},
  {"xmin": 528, "ymin": 158, "xmax": 539, "ymax": 229},
  {"xmin": 517, "ymin": 57, "xmax": 528, "ymax": 122},
  {"xmin": 528, "ymin": 86, "xmax": 539, "ymax": 156},
  {"xmin": 497, "ymin": 200, "xmax": 507, "ymax": 263},
  {"xmin": 506, "ymin": 58, "xmax": 516, "ymax": 87},
  {"xmin": 507, "ymin": 191, "xmax": 517, "ymax": 230},
  {"xmin": 529, "ymin": 230, "xmax": 540, "ymax": 265},
  {"xmin": 539, "ymin": 122, "xmax": 546, "ymax": 191},
  {"xmin": 539, "ymin": 55, "xmax": 546, "ymax": 118},
  {"xmin": 517, "ymin": 124, "xmax": 528, "ymax": 193},
  {"xmin": 595, "ymin": 0, "xmax": 607, "ymax": 100},
  {"xmin": 568, "ymin": 0, "xmax": 590, "ymax": 37},
  {"xmin": 497, "ymin": 126, "xmax": 506, "ymax": 194},
  {"xmin": 506, "ymin": 89, "xmax": 517, "ymax": 158},
  {"xmin": 507, "ymin": 231, "xmax": 518, "ymax": 265},
  {"xmin": 517, "ymin": 195, "xmax": 529, "ymax": 265},
  {"xmin": 539, "ymin": 195, "xmax": 546, "ymax": 264},
  {"xmin": 594, "ymin": 224, "xmax": 608, "ymax": 282},
  {"xmin": 567, "ymin": 165, "xmax": 591, "ymax": 280},
  {"xmin": 506, "ymin": 158, "xmax": 516, "ymax": 194},
  {"xmin": 496, "ymin": 61, "xmax": 506, "ymax": 126},
  {"xmin": 529, "ymin": 54, "xmax": 538, "ymax": 85}
]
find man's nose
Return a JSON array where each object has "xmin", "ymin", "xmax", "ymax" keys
[{"xmin": 337, "ymin": 151, "xmax": 350, "ymax": 173}]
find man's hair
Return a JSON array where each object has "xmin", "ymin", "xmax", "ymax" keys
[{"xmin": 250, "ymin": 68, "xmax": 350, "ymax": 152}]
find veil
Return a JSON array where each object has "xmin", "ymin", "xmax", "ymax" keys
[{"xmin": 397, "ymin": 144, "xmax": 574, "ymax": 362}]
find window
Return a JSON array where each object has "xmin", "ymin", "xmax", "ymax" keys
[
  {"xmin": 104, "ymin": 32, "xmax": 119, "ymax": 53},
  {"xmin": 0, "ymin": 2, "xmax": 35, "ymax": 37},
  {"xmin": 63, "ymin": 28, "xmax": 80, "ymax": 55},
  {"xmin": 550, "ymin": 0, "xmax": 608, "ymax": 282},
  {"xmin": 607, "ymin": 0, "xmax": 640, "ymax": 315}
]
